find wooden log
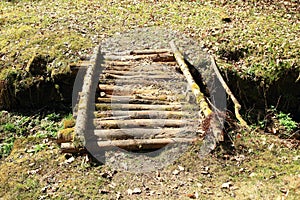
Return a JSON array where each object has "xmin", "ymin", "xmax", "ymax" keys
[
  {"xmin": 94, "ymin": 110, "xmax": 191, "ymax": 119},
  {"xmin": 86, "ymin": 138, "xmax": 198, "ymax": 151},
  {"xmin": 103, "ymin": 63, "xmax": 176, "ymax": 71},
  {"xmin": 60, "ymin": 143, "xmax": 86, "ymax": 153},
  {"xmin": 102, "ymin": 70, "xmax": 171, "ymax": 76},
  {"xmin": 98, "ymin": 79, "xmax": 187, "ymax": 90},
  {"xmin": 170, "ymin": 41, "xmax": 212, "ymax": 118},
  {"xmin": 98, "ymin": 84, "xmax": 181, "ymax": 96},
  {"xmin": 95, "ymin": 103, "xmax": 184, "ymax": 111},
  {"xmin": 57, "ymin": 128, "xmax": 75, "ymax": 144},
  {"xmin": 101, "ymin": 94, "xmax": 171, "ymax": 101},
  {"xmin": 130, "ymin": 49, "xmax": 171, "ymax": 55},
  {"xmin": 94, "ymin": 118, "xmax": 194, "ymax": 129},
  {"xmin": 170, "ymin": 41, "xmax": 224, "ymax": 146},
  {"xmin": 96, "ymin": 97, "xmax": 173, "ymax": 105},
  {"xmin": 98, "ymin": 84, "xmax": 159, "ymax": 95},
  {"xmin": 210, "ymin": 56, "xmax": 249, "ymax": 130},
  {"xmin": 105, "ymin": 60, "xmax": 132, "ymax": 66},
  {"xmin": 92, "ymin": 128, "xmax": 194, "ymax": 140},
  {"xmin": 101, "ymin": 73, "xmax": 177, "ymax": 80},
  {"xmin": 104, "ymin": 52, "xmax": 175, "ymax": 62}
]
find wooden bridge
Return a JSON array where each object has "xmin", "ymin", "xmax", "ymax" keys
[{"xmin": 56, "ymin": 39, "xmax": 232, "ymax": 162}]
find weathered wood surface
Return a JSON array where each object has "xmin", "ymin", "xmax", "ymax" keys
[{"xmin": 59, "ymin": 47, "xmax": 208, "ymax": 153}]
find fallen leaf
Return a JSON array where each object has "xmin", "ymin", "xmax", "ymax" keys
[{"xmin": 186, "ymin": 193, "xmax": 196, "ymax": 199}]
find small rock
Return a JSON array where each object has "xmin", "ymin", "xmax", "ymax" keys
[
  {"xmin": 127, "ymin": 189, "xmax": 133, "ymax": 195},
  {"xmin": 178, "ymin": 165, "xmax": 185, "ymax": 171},
  {"xmin": 200, "ymin": 171, "xmax": 209, "ymax": 175},
  {"xmin": 196, "ymin": 183, "xmax": 203, "ymax": 188},
  {"xmin": 128, "ymin": 188, "xmax": 142, "ymax": 195},
  {"xmin": 249, "ymin": 172, "xmax": 257, "ymax": 177},
  {"xmin": 221, "ymin": 181, "xmax": 233, "ymax": 189},
  {"xmin": 133, "ymin": 188, "xmax": 142, "ymax": 194},
  {"xmin": 172, "ymin": 169, "xmax": 180, "ymax": 175},
  {"xmin": 64, "ymin": 156, "xmax": 75, "ymax": 164},
  {"xmin": 99, "ymin": 189, "xmax": 110, "ymax": 194}
]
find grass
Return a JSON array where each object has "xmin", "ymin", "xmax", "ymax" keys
[
  {"xmin": 0, "ymin": 0, "xmax": 299, "ymax": 86},
  {"xmin": 1, "ymin": 128, "xmax": 299, "ymax": 199},
  {"xmin": 0, "ymin": 0, "xmax": 299, "ymax": 199},
  {"xmin": 0, "ymin": 110, "xmax": 68, "ymax": 159}
]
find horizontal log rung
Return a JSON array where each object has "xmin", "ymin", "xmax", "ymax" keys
[
  {"xmin": 95, "ymin": 103, "xmax": 184, "ymax": 111},
  {"xmin": 94, "ymin": 118, "xmax": 195, "ymax": 129},
  {"xmin": 91, "ymin": 128, "xmax": 196, "ymax": 140},
  {"xmin": 94, "ymin": 110, "xmax": 191, "ymax": 119},
  {"xmin": 86, "ymin": 138, "xmax": 198, "ymax": 151}
]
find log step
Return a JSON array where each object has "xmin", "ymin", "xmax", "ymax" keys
[
  {"xmin": 61, "ymin": 137, "xmax": 197, "ymax": 152},
  {"xmin": 94, "ymin": 110, "xmax": 191, "ymax": 119},
  {"xmin": 98, "ymin": 84, "xmax": 186, "ymax": 96},
  {"xmin": 91, "ymin": 128, "xmax": 196, "ymax": 140},
  {"xmin": 95, "ymin": 103, "xmax": 187, "ymax": 111},
  {"xmin": 94, "ymin": 119, "xmax": 194, "ymax": 129},
  {"xmin": 96, "ymin": 97, "xmax": 174, "ymax": 105},
  {"xmin": 99, "ymin": 79, "xmax": 187, "ymax": 86},
  {"xmin": 86, "ymin": 138, "xmax": 197, "ymax": 151},
  {"xmin": 100, "ymin": 74, "xmax": 180, "ymax": 80},
  {"xmin": 104, "ymin": 52, "xmax": 175, "ymax": 62}
]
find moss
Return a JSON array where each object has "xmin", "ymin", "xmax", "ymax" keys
[
  {"xmin": 95, "ymin": 104, "xmax": 112, "ymax": 111},
  {"xmin": 63, "ymin": 119, "xmax": 75, "ymax": 129},
  {"xmin": 57, "ymin": 128, "xmax": 75, "ymax": 142}
]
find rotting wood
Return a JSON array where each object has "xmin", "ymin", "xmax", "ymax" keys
[{"xmin": 210, "ymin": 56, "xmax": 249, "ymax": 130}]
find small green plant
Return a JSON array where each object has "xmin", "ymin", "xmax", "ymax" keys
[
  {"xmin": 26, "ymin": 143, "xmax": 46, "ymax": 154},
  {"xmin": 45, "ymin": 113, "xmax": 61, "ymax": 122},
  {"xmin": 277, "ymin": 112, "xmax": 297, "ymax": 132},
  {"xmin": 0, "ymin": 141, "xmax": 14, "ymax": 158},
  {"xmin": 3, "ymin": 123, "xmax": 16, "ymax": 132}
]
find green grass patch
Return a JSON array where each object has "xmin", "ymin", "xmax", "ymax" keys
[{"xmin": 0, "ymin": 0, "xmax": 299, "ymax": 86}]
